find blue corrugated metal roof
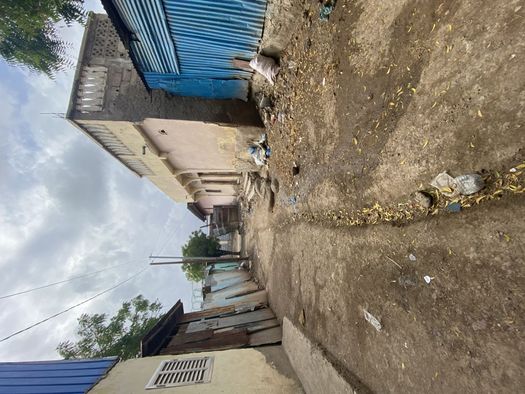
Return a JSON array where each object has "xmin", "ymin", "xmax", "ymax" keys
[
  {"xmin": 107, "ymin": 0, "xmax": 268, "ymax": 100},
  {"xmin": 0, "ymin": 357, "xmax": 118, "ymax": 394}
]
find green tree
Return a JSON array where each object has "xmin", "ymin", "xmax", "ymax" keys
[
  {"xmin": 182, "ymin": 231, "xmax": 222, "ymax": 258},
  {"xmin": 180, "ymin": 230, "xmax": 240, "ymax": 282},
  {"xmin": 180, "ymin": 230, "xmax": 220, "ymax": 282},
  {"xmin": 57, "ymin": 295, "xmax": 162, "ymax": 360},
  {"xmin": 0, "ymin": 0, "xmax": 86, "ymax": 76},
  {"xmin": 181, "ymin": 262, "xmax": 206, "ymax": 283}
]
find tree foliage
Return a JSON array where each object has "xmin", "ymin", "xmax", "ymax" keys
[
  {"xmin": 180, "ymin": 230, "xmax": 222, "ymax": 282},
  {"xmin": 181, "ymin": 231, "xmax": 222, "ymax": 258},
  {"xmin": 181, "ymin": 262, "xmax": 206, "ymax": 283},
  {"xmin": 57, "ymin": 295, "xmax": 162, "ymax": 360},
  {"xmin": 0, "ymin": 0, "xmax": 86, "ymax": 76}
]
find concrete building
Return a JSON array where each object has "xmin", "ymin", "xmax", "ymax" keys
[
  {"xmin": 66, "ymin": 13, "xmax": 264, "ymax": 219},
  {"xmin": 89, "ymin": 349, "xmax": 302, "ymax": 394}
]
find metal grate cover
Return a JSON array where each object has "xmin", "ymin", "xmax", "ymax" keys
[{"xmin": 145, "ymin": 356, "xmax": 214, "ymax": 389}]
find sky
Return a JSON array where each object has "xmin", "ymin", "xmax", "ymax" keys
[{"xmin": 0, "ymin": 2, "xmax": 202, "ymax": 361}]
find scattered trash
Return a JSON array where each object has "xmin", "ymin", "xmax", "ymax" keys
[
  {"xmin": 248, "ymin": 134, "xmax": 271, "ymax": 166},
  {"xmin": 423, "ymin": 275, "xmax": 434, "ymax": 284},
  {"xmin": 386, "ymin": 256, "xmax": 402, "ymax": 269},
  {"xmin": 497, "ymin": 231, "xmax": 511, "ymax": 242},
  {"xmin": 287, "ymin": 61, "xmax": 298, "ymax": 70},
  {"xmin": 256, "ymin": 93, "xmax": 272, "ymax": 109},
  {"xmin": 288, "ymin": 195, "xmax": 298, "ymax": 206},
  {"xmin": 446, "ymin": 202, "xmax": 462, "ymax": 213},
  {"xmin": 277, "ymin": 112, "xmax": 286, "ymax": 123},
  {"xmin": 430, "ymin": 171, "xmax": 457, "ymax": 197},
  {"xmin": 413, "ymin": 191, "xmax": 433, "ymax": 209},
  {"xmin": 320, "ymin": 0, "xmax": 336, "ymax": 21},
  {"xmin": 408, "ymin": 253, "xmax": 417, "ymax": 261},
  {"xmin": 248, "ymin": 146, "xmax": 266, "ymax": 166},
  {"xmin": 454, "ymin": 174, "xmax": 485, "ymax": 195},
  {"xmin": 430, "ymin": 171, "xmax": 485, "ymax": 197},
  {"xmin": 510, "ymin": 167, "xmax": 517, "ymax": 173},
  {"xmin": 249, "ymin": 54, "xmax": 280, "ymax": 85},
  {"xmin": 254, "ymin": 178, "xmax": 268, "ymax": 198},
  {"xmin": 363, "ymin": 309, "xmax": 382, "ymax": 332}
]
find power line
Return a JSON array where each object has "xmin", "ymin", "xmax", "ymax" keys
[
  {"xmin": 151, "ymin": 223, "xmax": 180, "ymax": 264},
  {"xmin": 0, "ymin": 266, "xmax": 149, "ymax": 343},
  {"xmin": 149, "ymin": 214, "xmax": 179, "ymax": 264},
  {"xmin": 0, "ymin": 262, "xmax": 140, "ymax": 300}
]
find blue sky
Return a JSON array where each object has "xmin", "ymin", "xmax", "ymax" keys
[{"xmin": 0, "ymin": 2, "xmax": 200, "ymax": 361}]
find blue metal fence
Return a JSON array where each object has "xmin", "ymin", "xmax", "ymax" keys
[{"xmin": 111, "ymin": 0, "xmax": 268, "ymax": 100}]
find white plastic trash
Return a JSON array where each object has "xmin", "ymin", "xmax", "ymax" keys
[{"xmin": 249, "ymin": 54, "xmax": 280, "ymax": 85}]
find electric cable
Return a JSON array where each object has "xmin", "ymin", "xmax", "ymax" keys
[
  {"xmin": 0, "ymin": 266, "xmax": 149, "ymax": 343},
  {"xmin": 0, "ymin": 261, "xmax": 141, "ymax": 300}
]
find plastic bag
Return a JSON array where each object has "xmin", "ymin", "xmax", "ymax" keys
[
  {"xmin": 430, "ymin": 172, "xmax": 458, "ymax": 197},
  {"xmin": 249, "ymin": 55, "xmax": 280, "ymax": 85},
  {"xmin": 454, "ymin": 174, "xmax": 485, "ymax": 195},
  {"xmin": 430, "ymin": 171, "xmax": 485, "ymax": 197},
  {"xmin": 248, "ymin": 134, "xmax": 271, "ymax": 166}
]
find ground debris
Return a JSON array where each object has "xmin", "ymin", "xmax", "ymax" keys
[
  {"xmin": 363, "ymin": 309, "xmax": 382, "ymax": 332},
  {"xmin": 276, "ymin": 164, "xmax": 524, "ymax": 229}
]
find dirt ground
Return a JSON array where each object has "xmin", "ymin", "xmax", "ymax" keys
[{"xmin": 243, "ymin": 0, "xmax": 525, "ymax": 392}]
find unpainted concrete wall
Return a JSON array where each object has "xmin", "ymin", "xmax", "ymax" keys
[{"xmin": 89, "ymin": 347, "xmax": 303, "ymax": 394}]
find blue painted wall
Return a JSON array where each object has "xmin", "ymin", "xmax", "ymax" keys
[{"xmin": 0, "ymin": 357, "xmax": 118, "ymax": 394}]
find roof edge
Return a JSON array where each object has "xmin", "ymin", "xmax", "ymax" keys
[
  {"xmin": 140, "ymin": 300, "xmax": 184, "ymax": 357},
  {"xmin": 66, "ymin": 12, "xmax": 95, "ymax": 120}
]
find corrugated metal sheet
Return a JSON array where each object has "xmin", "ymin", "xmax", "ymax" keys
[
  {"xmin": 0, "ymin": 358, "xmax": 118, "ymax": 394},
  {"xmin": 112, "ymin": 0, "xmax": 179, "ymax": 74},
  {"xmin": 108, "ymin": 0, "xmax": 268, "ymax": 100},
  {"xmin": 203, "ymin": 289, "xmax": 267, "ymax": 309},
  {"xmin": 144, "ymin": 75, "xmax": 248, "ymax": 99},
  {"xmin": 205, "ymin": 270, "xmax": 251, "ymax": 292},
  {"xmin": 163, "ymin": 0, "xmax": 266, "ymax": 77},
  {"xmin": 212, "ymin": 262, "xmax": 243, "ymax": 272}
]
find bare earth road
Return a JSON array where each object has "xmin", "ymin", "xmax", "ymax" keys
[{"xmin": 244, "ymin": 0, "xmax": 525, "ymax": 392}]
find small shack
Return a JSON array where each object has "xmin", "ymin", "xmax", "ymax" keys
[{"xmin": 101, "ymin": 0, "xmax": 268, "ymax": 100}]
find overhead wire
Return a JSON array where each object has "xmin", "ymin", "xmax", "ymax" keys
[
  {"xmin": 0, "ymin": 266, "xmax": 149, "ymax": 343},
  {"xmin": 150, "ymin": 222, "xmax": 180, "ymax": 264},
  {"xmin": 0, "ymin": 261, "xmax": 142, "ymax": 300},
  {"xmin": 149, "ymin": 213, "xmax": 179, "ymax": 264}
]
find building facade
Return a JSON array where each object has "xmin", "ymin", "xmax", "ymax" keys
[
  {"xmin": 89, "ymin": 349, "xmax": 302, "ymax": 393},
  {"xmin": 66, "ymin": 14, "xmax": 264, "ymax": 218}
]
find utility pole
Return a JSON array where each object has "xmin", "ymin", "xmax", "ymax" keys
[{"xmin": 150, "ymin": 256, "xmax": 249, "ymax": 266}]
